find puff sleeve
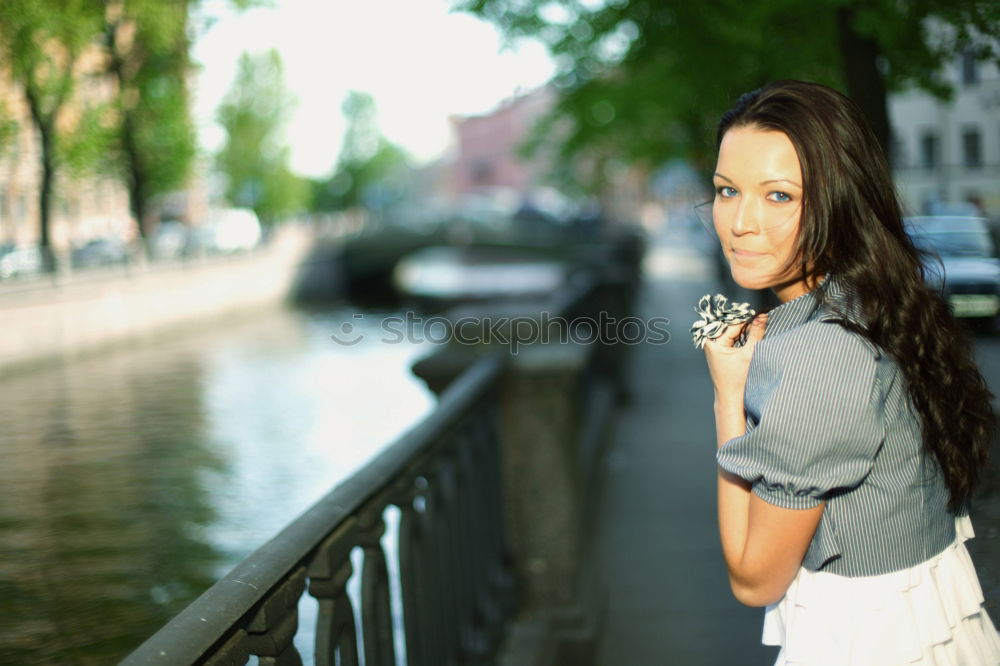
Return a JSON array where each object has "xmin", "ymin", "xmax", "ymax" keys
[{"xmin": 716, "ymin": 322, "xmax": 884, "ymax": 510}]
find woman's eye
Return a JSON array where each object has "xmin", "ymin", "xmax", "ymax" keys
[
  {"xmin": 768, "ymin": 191, "xmax": 792, "ymax": 203},
  {"xmin": 715, "ymin": 186, "xmax": 737, "ymax": 198}
]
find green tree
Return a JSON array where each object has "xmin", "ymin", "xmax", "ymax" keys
[
  {"xmin": 58, "ymin": 100, "xmax": 118, "ymax": 179},
  {"xmin": 0, "ymin": 103, "xmax": 18, "ymax": 158},
  {"xmin": 215, "ymin": 49, "xmax": 308, "ymax": 223},
  {"xmin": 102, "ymin": 0, "xmax": 197, "ymax": 240},
  {"xmin": 457, "ymin": 0, "xmax": 1000, "ymax": 177},
  {"xmin": 0, "ymin": 0, "xmax": 104, "ymax": 270},
  {"xmin": 314, "ymin": 91, "xmax": 409, "ymax": 213}
]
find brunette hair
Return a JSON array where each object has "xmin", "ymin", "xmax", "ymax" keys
[{"xmin": 717, "ymin": 80, "xmax": 993, "ymax": 512}]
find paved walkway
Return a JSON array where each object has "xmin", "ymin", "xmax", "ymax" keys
[{"xmin": 591, "ymin": 228, "xmax": 780, "ymax": 665}]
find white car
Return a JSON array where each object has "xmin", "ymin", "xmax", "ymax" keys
[
  {"xmin": 197, "ymin": 208, "xmax": 263, "ymax": 254},
  {"xmin": 0, "ymin": 245, "xmax": 43, "ymax": 279}
]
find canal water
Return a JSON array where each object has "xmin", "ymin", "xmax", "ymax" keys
[{"xmin": 0, "ymin": 304, "xmax": 438, "ymax": 665}]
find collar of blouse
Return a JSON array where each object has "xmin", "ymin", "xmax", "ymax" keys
[{"xmin": 763, "ymin": 273, "xmax": 868, "ymax": 339}]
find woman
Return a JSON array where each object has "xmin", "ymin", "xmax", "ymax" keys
[{"xmin": 699, "ymin": 80, "xmax": 1000, "ymax": 664}]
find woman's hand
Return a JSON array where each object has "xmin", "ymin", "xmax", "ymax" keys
[{"xmin": 703, "ymin": 313, "xmax": 768, "ymax": 402}]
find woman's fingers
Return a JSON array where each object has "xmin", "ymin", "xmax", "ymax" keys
[
  {"xmin": 706, "ymin": 313, "xmax": 768, "ymax": 351},
  {"xmin": 743, "ymin": 313, "xmax": 768, "ymax": 348},
  {"xmin": 718, "ymin": 324, "xmax": 744, "ymax": 347},
  {"xmin": 702, "ymin": 314, "xmax": 767, "ymax": 398},
  {"xmin": 713, "ymin": 321, "xmax": 749, "ymax": 348}
]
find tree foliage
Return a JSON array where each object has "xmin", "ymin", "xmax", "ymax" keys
[
  {"xmin": 0, "ymin": 0, "xmax": 104, "ymax": 267},
  {"xmin": 104, "ymin": 0, "xmax": 198, "ymax": 237},
  {"xmin": 59, "ymin": 100, "xmax": 118, "ymax": 178},
  {"xmin": 0, "ymin": 0, "xmax": 267, "ymax": 257},
  {"xmin": 313, "ymin": 91, "xmax": 410, "ymax": 213},
  {"xmin": 456, "ymin": 0, "xmax": 1000, "ymax": 182},
  {"xmin": 216, "ymin": 49, "xmax": 308, "ymax": 222},
  {"xmin": 0, "ymin": 102, "xmax": 19, "ymax": 158}
]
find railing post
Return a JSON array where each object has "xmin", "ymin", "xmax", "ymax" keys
[
  {"xmin": 411, "ymin": 320, "xmax": 593, "ymax": 610},
  {"xmin": 496, "ymin": 341, "xmax": 591, "ymax": 610},
  {"xmin": 307, "ymin": 519, "xmax": 360, "ymax": 666},
  {"xmin": 358, "ymin": 503, "xmax": 396, "ymax": 666},
  {"xmin": 398, "ymin": 481, "xmax": 433, "ymax": 666},
  {"xmin": 242, "ymin": 568, "xmax": 308, "ymax": 666},
  {"xmin": 408, "ymin": 267, "xmax": 636, "ymax": 663}
]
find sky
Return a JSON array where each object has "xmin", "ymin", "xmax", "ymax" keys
[{"xmin": 191, "ymin": 0, "xmax": 557, "ymax": 179}]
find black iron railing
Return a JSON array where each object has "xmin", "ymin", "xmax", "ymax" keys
[
  {"xmin": 123, "ymin": 227, "xmax": 643, "ymax": 666},
  {"xmin": 122, "ymin": 354, "xmax": 513, "ymax": 666}
]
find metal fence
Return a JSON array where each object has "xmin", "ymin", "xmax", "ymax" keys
[
  {"xmin": 121, "ymin": 227, "xmax": 643, "ymax": 666},
  {"xmin": 122, "ymin": 353, "xmax": 513, "ymax": 666}
]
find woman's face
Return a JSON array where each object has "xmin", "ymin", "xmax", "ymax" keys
[{"xmin": 713, "ymin": 126, "xmax": 811, "ymax": 303}]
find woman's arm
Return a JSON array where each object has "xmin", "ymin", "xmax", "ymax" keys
[
  {"xmin": 704, "ymin": 315, "xmax": 823, "ymax": 607},
  {"xmin": 715, "ymin": 393, "xmax": 823, "ymax": 607}
]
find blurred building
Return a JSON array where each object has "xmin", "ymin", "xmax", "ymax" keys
[
  {"xmin": 0, "ymin": 48, "xmax": 135, "ymax": 252},
  {"xmin": 448, "ymin": 85, "xmax": 555, "ymax": 199},
  {"xmin": 446, "ymin": 85, "xmax": 647, "ymax": 225},
  {"xmin": 889, "ymin": 48, "xmax": 1000, "ymax": 219}
]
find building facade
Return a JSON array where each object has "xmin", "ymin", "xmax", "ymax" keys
[
  {"xmin": 889, "ymin": 49, "xmax": 1000, "ymax": 219},
  {"xmin": 448, "ymin": 86, "xmax": 556, "ymax": 200},
  {"xmin": 446, "ymin": 85, "xmax": 648, "ymax": 224}
]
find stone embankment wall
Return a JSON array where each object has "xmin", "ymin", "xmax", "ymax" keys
[{"xmin": 0, "ymin": 226, "xmax": 312, "ymax": 373}]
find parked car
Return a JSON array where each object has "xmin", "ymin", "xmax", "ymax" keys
[
  {"xmin": 193, "ymin": 208, "xmax": 262, "ymax": 254},
  {"xmin": 905, "ymin": 216, "xmax": 1000, "ymax": 326},
  {"xmin": 150, "ymin": 220, "xmax": 191, "ymax": 260},
  {"xmin": 0, "ymin": 244, "xmax": 43, "ymax": 279},
  {"xmin": 71, "ymin": 237, "xmax": 131, "ymax": 269},
  {"xmin": 926, "ymin": 201, "xmax": 982, "ymax": 217}
]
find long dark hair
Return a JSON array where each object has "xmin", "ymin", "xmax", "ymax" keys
[{"xmin": 717, "ymin": 80, "xmax": 993, "ymax": 512}]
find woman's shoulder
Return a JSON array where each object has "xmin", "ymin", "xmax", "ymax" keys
[{"xmin": 760, "ymin": 318, "xmax": 879, "ymax": 371}]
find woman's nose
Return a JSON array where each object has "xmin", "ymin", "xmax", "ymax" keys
[{"xmin": 731, "ymin": 200, "xmax": 760, "ymax": 235}]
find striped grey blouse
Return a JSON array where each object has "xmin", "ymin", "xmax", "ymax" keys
[{"xmin": 716, "ymin": 274, "xmax": 958, "ymax": 577}]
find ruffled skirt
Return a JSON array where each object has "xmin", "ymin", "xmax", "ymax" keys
[{"xmin": 764, "ymin": 514, "xmax": 1000, "ymax": 665}]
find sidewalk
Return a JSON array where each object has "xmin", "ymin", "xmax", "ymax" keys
[{"xmin": 591, "ymin": 232, "xmax": 780, "ymax": 665}]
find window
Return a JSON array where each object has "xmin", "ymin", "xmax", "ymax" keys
[
  {"xmin": 471, "ymin": 159, "xmax": 493, "ymax": 184},
  {"xmin": 889, "ymin": 132, "xmax": 906, "ymax": 168},
  {"xmin": 920, "ymin": 132, "xmax": 939, "ymax": 170},
  {"xmin": 961, "ymin": 50, "xmax": 979, "ymax": 86},
  {"xmin": 962, "ymin": 127, "xmax": 982, "ymax": 169}
]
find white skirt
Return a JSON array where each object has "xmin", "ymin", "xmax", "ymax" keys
[{"xmin": 764, "ymin": 514, "xmax": 1000, "ymax": 665}]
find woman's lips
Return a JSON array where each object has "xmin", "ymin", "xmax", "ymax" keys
[{"xmin": 732, "ymin": 248, "xmax": 767, "ymax": 258}]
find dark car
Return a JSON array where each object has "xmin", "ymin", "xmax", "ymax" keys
[{"xmin": 904, "ymin": 216, "xmax": 1000, "ymax": 327}]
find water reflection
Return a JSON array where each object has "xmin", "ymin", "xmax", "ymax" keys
[{"xmin": 0, "ymin": 305, "xmax": 435, "ymax": 664}]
